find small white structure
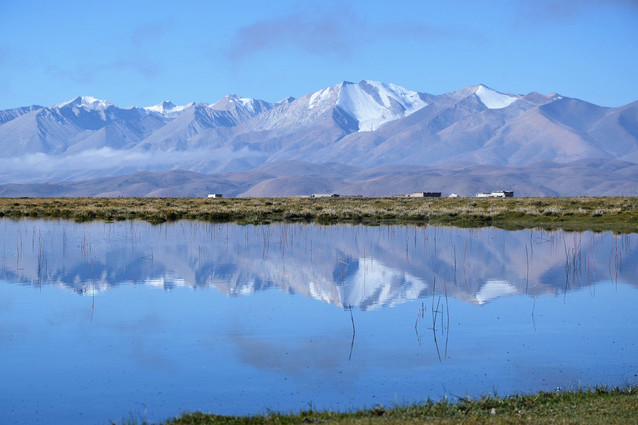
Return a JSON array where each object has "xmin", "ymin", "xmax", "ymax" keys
[
  {"xmin": 408, "ymin": 192, "xmax": 441, "ymax": 198},
  {"xmin": 311, "ymin": 193, "xmax": 340, "ymax": 198},
  {"xmin": 476, "ymin": 191, "xmax": 514, "ymax": 198},
  {"xmin": 207, "ymin": 193, "xmax": 223, "ymax": 198},
  {"xmin": 448, "ymin": 193, "xmax": 459, "ymax": 198}
]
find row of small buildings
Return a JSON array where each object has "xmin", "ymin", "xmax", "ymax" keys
[
  {"xmin": 407, "ymin": 190, "xmax": 514, "ymax": 198},
  {"xmin": 208, "ymin": 191, "xmax": 514, "ymax": 198}
]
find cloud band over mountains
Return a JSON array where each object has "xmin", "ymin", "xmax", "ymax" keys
[{"xmin": 226, "ymin": 2, "xmax": 478, "ymax": 63}]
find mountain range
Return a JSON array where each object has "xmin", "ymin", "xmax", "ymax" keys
[{"xmin": 1, "ymin": 81, "xmax": 637, "ymax": 196}]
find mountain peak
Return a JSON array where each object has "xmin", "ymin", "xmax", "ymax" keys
[
  {"xmin": 216, "ymin": 94, "xmax": 256, "ymax": 106},
  {"xmin": 336, "ymin": 80, "xmax": 428, "ymax": 131},
  {"xmin": 473, "ymin": 85, "xmax": 518, "ymax": 109},
  {"xmin": 306, "ymin": 80, "xmax": 428, "ymax": 131},
  {"xmin": 277, "ymin": 96, "xmax": 296, "ymax": 104},
  {"xmin": 143, "ymin": 100, "xmax": 192, "ymax": 115},
  {"xmin": 55, "ymin": 96, "xmax": 114, "ymax": 110},
  {"xmin": 210, "ymin": 95, "xmax": 267, "ymax": 115}
]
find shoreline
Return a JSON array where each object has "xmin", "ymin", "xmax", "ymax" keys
[{"xmin": 123, "ymin": 386, "xmax": 638, "ymax": 424}]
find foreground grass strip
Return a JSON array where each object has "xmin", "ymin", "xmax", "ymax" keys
[
  {"xmin": 136, "ymin": 386, "xmax": 638, "ymax": 425},
  {"xmin": 1, "ymin": 197, "xmax": 638, "ymax": 233}
]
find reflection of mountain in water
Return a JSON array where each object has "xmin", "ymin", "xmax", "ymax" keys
[{"xmin": 1, "ymin": 220, "xmax": 636, "ymax": 309}]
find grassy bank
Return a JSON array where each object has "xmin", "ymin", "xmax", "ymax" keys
[
  {"xmin": 1, "ymin": 196, "xmax": 637, "ymax": 232},
  {"xmin": 125, "ymin": 386, "xmax": 638, "ymax": 425}
]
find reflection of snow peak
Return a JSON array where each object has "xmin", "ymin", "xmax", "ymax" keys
[
  {"xmin": 343, "ymin": 257, "xmax": 428, "ymax": 310},
  {"xmin": 7, "ymin": 221, "xmax": 635, "ymax": 309},
  {"xmin": 475, "ymin": 280, "xmax": 518, "ymax": 304},
  {"xmin": 144, "ymin": 276, "xmax": 187, "ymax": 290}
]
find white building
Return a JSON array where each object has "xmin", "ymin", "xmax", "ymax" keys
[
  {"xmin": 476, "ymin": 191, "xmax": 514, "ymax": 198},
  {"xmin": 408, "ymin": 192, "xmax": 441, "ymax": 198},
  {"xmin": 311, "ymin": 193, "xmax": 340, "ymax": 198}
]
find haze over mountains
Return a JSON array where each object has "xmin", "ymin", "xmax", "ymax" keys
[{"xmin": 1, "ymin": 81, "xmax": 637, "ymax": 197}]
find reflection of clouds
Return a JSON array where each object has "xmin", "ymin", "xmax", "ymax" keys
[
  {"xmin": 229, "ymin": 331, "xmax": 344, "ymax": 374},
  {"xmin": 228, "ymin": 327, "xmax": 362, "ymax": 391},
  {"xmin": 106, "ymin": 312, "xmax": 176, "ymax": 372}
]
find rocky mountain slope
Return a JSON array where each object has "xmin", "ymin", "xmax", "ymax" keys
[{"xmin": 0, "ymin": 81, "xmax": 636, "ymax": 195}]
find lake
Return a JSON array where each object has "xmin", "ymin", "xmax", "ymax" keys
[{"xmin": 1, "ymin": 220, "xmax": 636, "ymax": 425}]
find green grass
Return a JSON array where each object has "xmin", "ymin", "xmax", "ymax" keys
[
  {"xmin": 116, "ymin": 386, "xmax": 638, "ymax": 425},
  {"xmin": 1, "ymin": 196, "xmax": 638, "ymax": 233}
]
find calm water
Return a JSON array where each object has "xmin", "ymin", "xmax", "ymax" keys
[{"xmin": 0, "ymin": 220, "xmax": 637, "ymax": 425}]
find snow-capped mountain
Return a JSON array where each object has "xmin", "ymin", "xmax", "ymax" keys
[
  {"xmin": 55, "ymin": 96, "xmax": 115, "ymax": 110},
  {"xmin": 307, "ymin": 80, "xmax": 428, "ymax": 131},
  {"xmin": 143, "ymin": 100, "xmax": 194, "ymax": 115},
  {"xmin": 0, "ymin": 80, "xmax": 637, "ymax": 195},
  {"xmin": 209, "ymin": 94, "xmax": 273, "ymax": 116},
  {"xmin": 473, "ymin": 84, "xmax": 519, "ymax": 109}
]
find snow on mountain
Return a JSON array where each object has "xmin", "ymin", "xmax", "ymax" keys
[
  {"xmin": 339, "ymin": 81, "xmax": 428, "ymax": 131},
  {"xmin": 213, "ymin": 95, "xmax": 259, "ymax": 114},
  {"xmin": 474, "ymin": 85, "xmax": 518, "ymax": 109},
  {"xmin": 1, "ymin": 81, "xmax": 637, "ymax": 188},
  {"xmin": 55, "ymin": 96, "xmax": 114, "ymax": 110},
  {"xmin": 210, "ymin": 95, "xmax": 272, "ymax": 114},
  {"xmin": 143, "ymin": 100, "xmax": 194, "ymax": 115},
  {"xmin": 306, "ymin": 80, "xmax": 427, "ymax": 131},
  {"xmin": 308, "ymin": 85, "xmax": 338, "ymax": 110}
]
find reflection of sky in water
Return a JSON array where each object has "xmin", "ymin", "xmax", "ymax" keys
[{"xmin": 0, "ymin": 220, "xmax": 637, "ymax": 425}]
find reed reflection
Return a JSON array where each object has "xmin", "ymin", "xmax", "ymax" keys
[{"xmin": 0, "ymin": 220, "xmax": 636, "ymax": 308}]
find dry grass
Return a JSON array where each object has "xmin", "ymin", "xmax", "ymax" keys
[{"xmin": 1, "ymin": 196, "xmax": 637, "ymax": 232}]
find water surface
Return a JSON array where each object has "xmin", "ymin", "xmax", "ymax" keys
[{"xmin": 1, "ymin": 220, "xmax": 636, "ymax": 424}]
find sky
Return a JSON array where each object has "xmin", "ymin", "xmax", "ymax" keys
[{"xmin": 0, "ymin": 0, "xmax": 637, "ymax": 110}]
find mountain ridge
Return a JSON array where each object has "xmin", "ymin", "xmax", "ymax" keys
[{"xmin": 1, "ymin": 80, "xmax": 637, "ymax": 196}]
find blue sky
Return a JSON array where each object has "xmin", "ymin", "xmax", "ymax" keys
[{"xmin": 0, "ymin": 0, "xmax": 636, "ymax": 109}]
